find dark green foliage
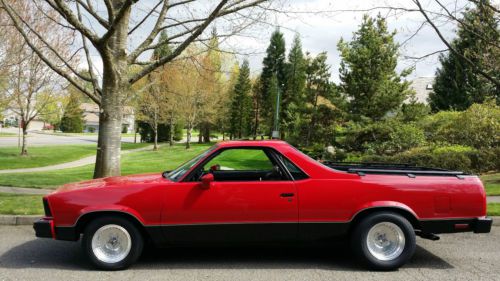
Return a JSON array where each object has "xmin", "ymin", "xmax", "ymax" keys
[
  {"xmin": 430, "ymin": 0, "xmax": 499, "ymax": 111},
  {"xmin": 229, "ymin": 60, "xmax": 252, "ymax": 138},
  {"xmin": 282, "ymin": 35, "xmax": 306, "ymax": 138},
  {"xmin": 152, "ymin": 31, "xmax": 171, "ymax": 59},
  {"xmin": 60, "ymin": 93, "xmax": 84, "ymax": 133},
  {"xmin": 260, "ymin": 29, "xmax": 287, "ymax": 135},
  {"xmin": 338, "ymin": 14, "xmax": 412, "ymax": 121},
  {"xmin": 398, "ymin": 100, "xmax": 430, "ymax": 122},
  {"xmin": 138, "ymin": 121, "xmax": 183, "ymax": 143},
  {"xmin": 340, "ymin": 119, "xmax": 425, "ymax": 155},
  {"xmin": 362, "ymin": 145, "xmax": 499, "ymax": 174}
]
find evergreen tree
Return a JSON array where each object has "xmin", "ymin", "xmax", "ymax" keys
[
  {"xmin": 338, "ymin": 14, "xmax": 412, "ymax": 121},
  {"xmin": 229, "ymin": 60, "xmax": 252, "ymax": 138},
  {"xmin": 430, "ymin": 0, "xmax": 499, "ymax": 111},
  {"xmin": 303, "ymin": 52, "xmax": 333, "ymax": 146},
  {"xmin": 60, "ymin": 92, "xmax": 84, "ymax": 133},
  {"xmin": 153, "ymin": 30, "xmax": 171, "ymax": 59},
  {"xmin": 260, "ymin": 29, "xmax": 286, "ymax": 136},
  {"xmin": 283, "ymin": 34, "xmax": 306, "ymax": 139}
]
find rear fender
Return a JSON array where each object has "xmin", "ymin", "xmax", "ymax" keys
[{"xmin": 352, "ymin": 201, "xmax": 419, "ymax": 221}]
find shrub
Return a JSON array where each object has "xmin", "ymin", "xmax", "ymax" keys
[
  {"xmin": 420, "ymin": 102, "xmax": 499, "ymax": 149},
  {"xmin": 360, "ymin": 145, "xmax": 499, "ymax": 173}
]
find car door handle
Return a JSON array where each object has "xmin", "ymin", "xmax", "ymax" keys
[{"xmin": 280, "ymin": 193, "xmax": 295, "ymax": 197}]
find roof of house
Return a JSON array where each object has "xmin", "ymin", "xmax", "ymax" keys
[{"xmin": 410, "ymin": 77, "xmax": 435, "ymax": 104}]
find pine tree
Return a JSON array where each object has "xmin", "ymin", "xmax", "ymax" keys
[
  {"xmin": 260, "ymin": 29, "xmax": 286, "ymax": 136},
  {"xmin": 430, "ymin": 0, "xmax": 499, "ymax": 111},
  {"xmin": 283, "ymin": 34, "xmax": 306, "ymax": 139},
  {"xmin": 60, "ymin": 92, "xmax": 84, "ymax": 133},
  {"xmin": 338, "ymin": 14, "xmax": 412, "ymax": 121},
  {"xmin": 303, "ymin": 52, "xmax": 333, "ymax": 145},
  {"xmin": 229, "ymin": 60, "xmax": 252, "ymax": 139}
]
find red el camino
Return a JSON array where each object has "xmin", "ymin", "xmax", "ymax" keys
[{"xmin": 34, "ymin": 140, "xmax": 491, "ymax": 270}]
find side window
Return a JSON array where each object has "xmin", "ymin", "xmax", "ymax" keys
[
  {"xmin": 279, "ymin": 155, "xmax": 309, "ymax": 180},
  {"xmin": 202, "ymin": 148, "xmax": 286, "ymax": 182},
  {"xmin": 204, "ymin": 149, "xmax": 273, "ymax": 171}
]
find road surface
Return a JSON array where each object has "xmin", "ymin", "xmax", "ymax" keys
[
  {"xmin": 0, "ymin": 131, "xmax": 135, "ymax": 147},
  {"xmin": 0, "ymin": 225, "xmax": 498, "ymax": 281}
]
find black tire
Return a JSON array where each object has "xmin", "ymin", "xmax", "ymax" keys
[
  {"xmin": 351, "ymin": 212, "xmax": 416, "ymax": 270},
  {"xmin": 82, "ymin": 216, "xmax": 144, "ymax": 270}
]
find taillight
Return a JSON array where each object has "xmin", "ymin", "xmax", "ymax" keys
[{"xmin": 43, "ymin": 198, "xmax": 52, "ymax": 217}]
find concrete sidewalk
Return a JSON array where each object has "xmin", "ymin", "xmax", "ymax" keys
[{"xmin": 0, "ymin": 144, "xmax": 154, "ymax": 174}]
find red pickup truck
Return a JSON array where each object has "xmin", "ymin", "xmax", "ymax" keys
[{"xmin": 34, "ymin": 140, "xmax": 491, "ymax": 270}]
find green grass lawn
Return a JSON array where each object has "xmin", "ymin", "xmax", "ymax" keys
[
  {"xmin": 487, "ymin": 203, "xmax": 500, "ymax": 216},
  {"xmin": 0, "ymin": 143, "xmax": 149, "ymax": 170},
  {"xmin": 0, "ymin": 143, "xmax": 212, "ymax": 189},
  {"xmin": 0, "ymin": 193, "xmax": 44, "ymax": 215},
  {"xmin": 0, "ymin": 132, "xmax": 16, "ymax": 137},
  {"xmin": 481, "ymin": 173, "xmax": 500, "ymax": 196}
]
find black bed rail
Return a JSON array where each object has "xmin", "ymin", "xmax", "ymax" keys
[{"xmin": 322, "ymin": 161, "xmax": 467, "ymax": 177}]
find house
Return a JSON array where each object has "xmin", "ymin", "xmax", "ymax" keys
[
  {"xmin": 1, "ymin": 107, "xmax": 45, "ymax": 131},
  {"xmin": 80, "ymin": 103, "xmax": 135, "ymax": 133},
  {"xmin": 409, "ymin": 77, "xmax": 435, "ymax": 104}
]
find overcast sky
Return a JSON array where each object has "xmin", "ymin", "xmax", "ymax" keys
[{"xmin": 82, "ymin": 0, "xmax": 499, "ymax": 83}]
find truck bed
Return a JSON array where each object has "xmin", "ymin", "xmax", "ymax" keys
[{"xmin": 323, "ymin": 161, "xmax": 467, "ymax": 177}]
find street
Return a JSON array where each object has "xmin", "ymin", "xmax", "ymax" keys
[
  {"xmin": 0, "ymin": 225, "xmax": 498, "ymax": 281},
  {"xmin": 0, "ymin": 131, "xmax": 135, "ymax": 147}
]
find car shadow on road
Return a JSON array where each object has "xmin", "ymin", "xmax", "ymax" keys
[{"xmin": 0, "ymin": 239, "xmax": 453, "ymax": 271}]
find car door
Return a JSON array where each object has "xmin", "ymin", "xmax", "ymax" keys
[{"xmin": 161, "ymin": 147, "xmax": 298, "ymax": 244}]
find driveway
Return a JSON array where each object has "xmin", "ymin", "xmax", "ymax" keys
[
  {"xmin": 0, "ymin": 131, "xmax": 135, "ymax": 147},
  {"xmin": 0, "ymin": 225, "xmax": 498, "ymax": 281}
]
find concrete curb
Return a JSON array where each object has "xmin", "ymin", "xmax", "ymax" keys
[
  {"xmin": 0, "ymin": 215, "xmax": 41, "ymax": 225},
  {"xmin": 1, "ymin": 215, "xmax": 499, "ymax": 226}
]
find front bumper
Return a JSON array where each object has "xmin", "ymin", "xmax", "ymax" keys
[
  {"xmin": 419, "ymin": 217, "xmax": 492, "ymax": 234},
  {"xmin": 33, "ymin": 218, "xmax": 54, "ymax": 239}
]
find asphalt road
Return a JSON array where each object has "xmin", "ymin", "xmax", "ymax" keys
[
  {"xmin": 0, "ymin": 131, "xmax": 135, "ymax": 147},
  {"xmin": 0, "ymin": 226, "xmax": 499, "ymax": 281}
]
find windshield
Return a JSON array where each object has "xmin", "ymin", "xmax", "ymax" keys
[{"xmin": 165, "ymin": 145, "xmax": 218, "ymax": 182}]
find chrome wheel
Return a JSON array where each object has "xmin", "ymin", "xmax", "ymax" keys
[
  {"xmin": 366, "ymin": 222, "xmax": 406, "ymax": 261},
  {"xmin": 91, "ymin": 224, "xmax": 132, "ymax": 264}
]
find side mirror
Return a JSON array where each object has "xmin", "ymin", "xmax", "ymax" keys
[{"xmin": 200, "ymin": 173, "xmax": 214, "ymax": 189}]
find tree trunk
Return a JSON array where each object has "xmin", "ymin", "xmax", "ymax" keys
[
  {"xmin": 203, "ymin": 124, "xmax": 210, "ymax": 143},
  {"xmin": 198, "ymin": 124, "xmax": 203, "ymax": 144},
  {"xmin": 93, "ymin": 0, "xmax": 131, "ymax": 178},
  {"xmin": 186, "ymin": 122, "xmax": 192, "ymax": 149},
  {"xmin": 153, "ymin": 124, "xmax": 158, "ymax": 151},
  {"xmin": 20, "ymin": 123, "xmax": 28, "ymax": 155},
  {"xmin": 169, "ymin": 115, "xmax": 174, "ymax": 146}
]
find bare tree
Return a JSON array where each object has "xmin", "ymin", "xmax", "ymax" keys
[
  {"xmin": 0, "ymin": 2, "xmax": 72, "ymax": 154},
  {"xmin": 0, "ymin": 0, "xmax": 273, "ymax": 177},
  {"xmin": 135, "ymin": 76, "xmax": 169, "ymax": 151}
]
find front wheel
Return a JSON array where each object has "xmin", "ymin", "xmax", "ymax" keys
[
  {"xmin": 82, "ymin": 216, "xmax": 144, "ymax": 270},
  {"xmin": 351, "ymin": 212, "xmax": 416, "ymax": 270}
]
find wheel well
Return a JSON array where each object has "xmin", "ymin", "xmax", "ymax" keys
[
  {"xmin": 349, "ymin": 207, "xmax": 421, "ymax": 232},
  {"xmin": 75, "ymin": 211, "xmax": 149, "ymax": 241}
]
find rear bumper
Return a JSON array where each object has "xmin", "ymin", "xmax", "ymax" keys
[
  {"xmin": 419, "ymin": 217, "xmax": 492, "ymax": 234},
  {"xmin": 33, "ymin": 218, "xmax": 54, "ymax": 239}
]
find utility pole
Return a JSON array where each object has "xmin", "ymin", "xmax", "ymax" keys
[{"xmin": 271, "ymin": 72, "xmax": 281, "ymax": 139}]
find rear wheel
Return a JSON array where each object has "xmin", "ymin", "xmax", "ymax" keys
[
  {"xmin": 82, "ymin": 216, "xmax": 143, "ymax": 270},
  {"xmin": 351, "ymin": 212, "xmax": 416, "ymax": 270}
]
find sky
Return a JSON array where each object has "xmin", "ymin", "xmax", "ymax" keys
[{"xmin": 79, "ymin": 0, "xmax": 498, "ymax": 83}]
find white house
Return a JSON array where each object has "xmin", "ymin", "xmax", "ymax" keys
[{"xmin": 80, "ymin": 103, "xmax": 135, "ymax": 133}]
